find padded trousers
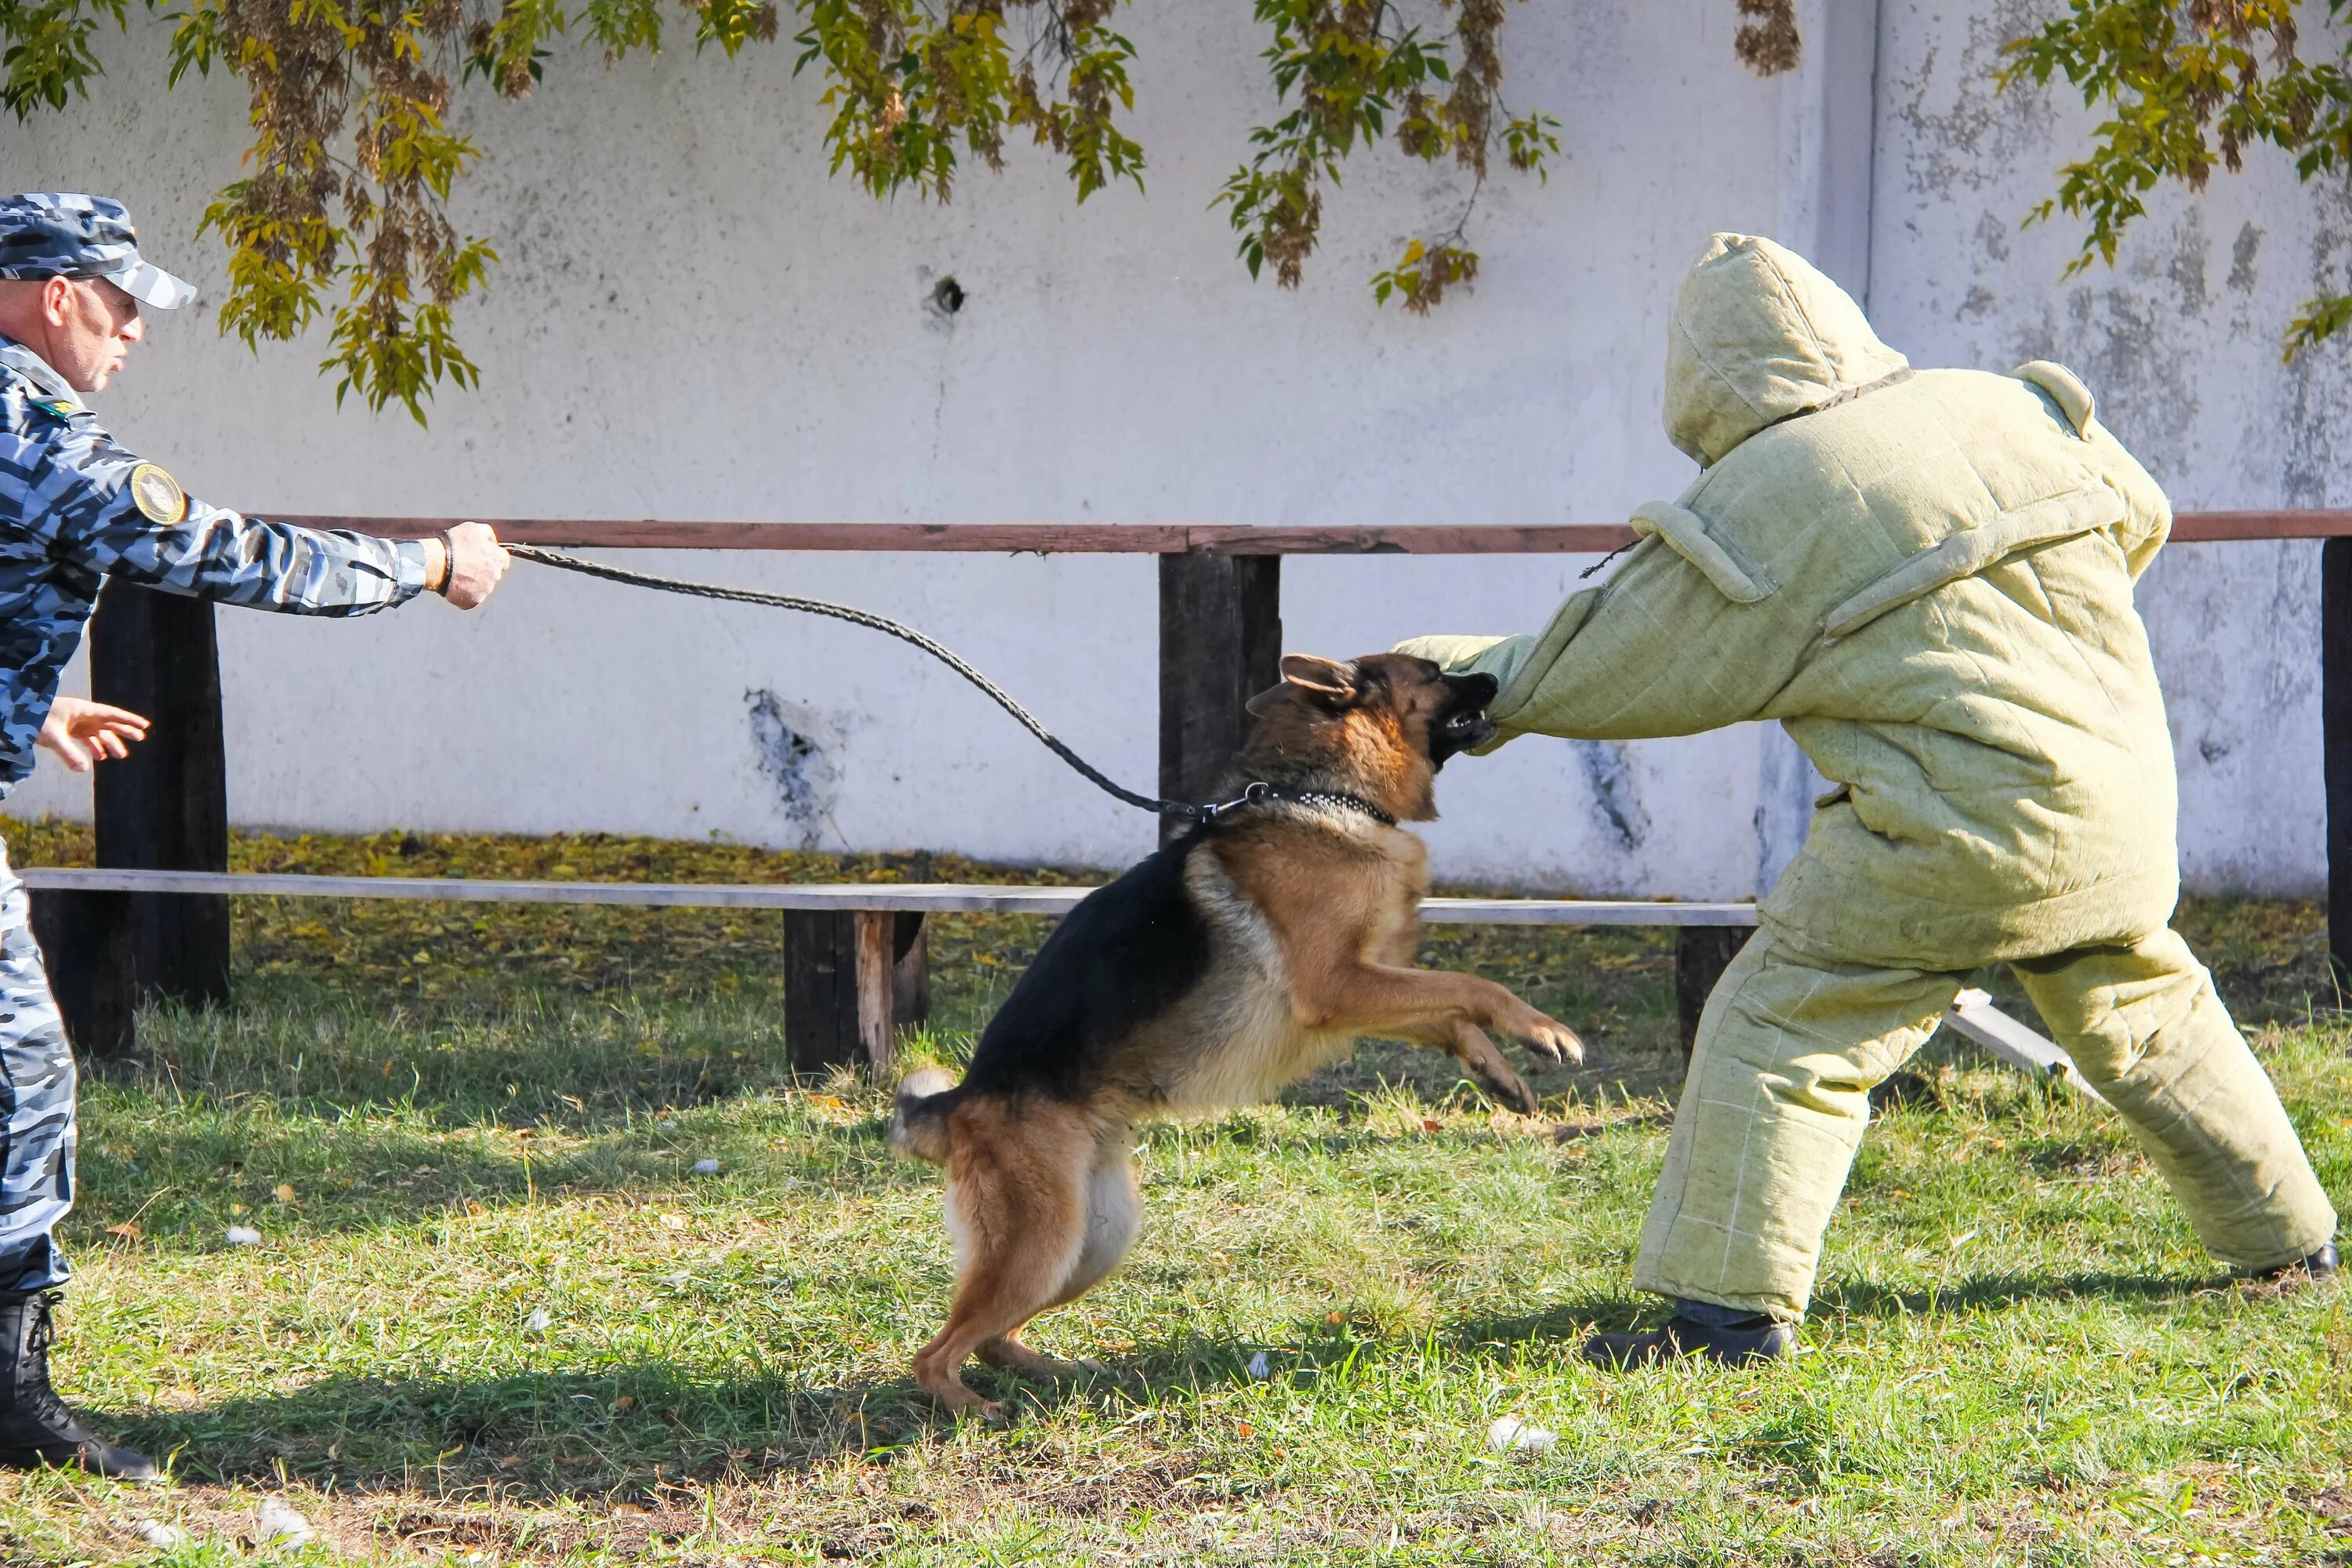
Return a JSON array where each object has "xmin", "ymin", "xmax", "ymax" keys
[{"xmin": 1632, "ymin": 927, "xmax": 2338, "ymax": 1323}]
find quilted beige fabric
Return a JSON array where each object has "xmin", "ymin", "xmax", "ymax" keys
[
  {"xmin": 1634, "ymin": 929, "xmax": 2332, "ymax": 1320},
  {"xmin": 1401, "ymin": 234, "xmax": 2336, "ymax": 1316}
]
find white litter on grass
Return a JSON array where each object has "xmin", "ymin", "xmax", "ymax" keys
[
  {"xmin": 255, "ymin": 1497, "xmax": 314, "ymax": 1547},
  {"xmin": 1486, "ymin": 1414, "xmax": 1558, "ymax": 1454},
  {"xmin": 129, "ymin": 1520, "xmax": 184, "ymax": 1548},
  {"xmin": 691, "ymin": 1159, "xmax": 722, "ymax": 1176},
  {"xmin": 224, "ymin": 1225, "xmax": 261, "ymax": 1247},
  {"xmin": 523, "ymin": 1308, "xmax": 553, "ymax": 1333},
  {"xmin": 1246, "ymin": 1351, "xmax": 1271, "ymax": 1380},
  {"xmin": 659, "ymin": 1272, "xmax": 691, "ymax": 1288}
]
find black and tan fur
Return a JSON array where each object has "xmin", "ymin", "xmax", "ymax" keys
[{"xmin": 888, "ymin": 652, "xmax": 1582, "ymax": 1418}]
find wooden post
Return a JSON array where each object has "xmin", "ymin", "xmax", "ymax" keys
[
  {"xmin": 1159, "ymin": 550, "xmax": 1282, "ymax": 838},
  {"xmin": 35, "ymin": 580, "xmax": 232, "ymax": 1058},
  {"xmin": 783, "ymin": 909, "xmax": 908, "ymax": 1075},
  {"xmin": 1675, "ymin": 925, "xmax": 1749, "ymax": 1064},
  {"xmin": 784, "ymin": 910, "xmax": 856, "ymax": 1075},
  {"xmin": 2326, "ymin": 538, "xmax": 2352, "ymax": 991},
  {"xmin": 854, "ymin": 910, "xmax": 898, "ymax": 1073}
]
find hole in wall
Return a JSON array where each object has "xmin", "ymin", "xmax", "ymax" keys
[{"xmin": 927, "ymin": 275, "xmax": 967, "ymax": 318}]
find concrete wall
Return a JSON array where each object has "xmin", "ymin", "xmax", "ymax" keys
[{"xmin": 6, "ymin": 2, "xmax": 2346, "ymax": 895}]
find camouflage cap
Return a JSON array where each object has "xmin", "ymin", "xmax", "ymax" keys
[{"xmin": 0, "ymin": 193, "xmax": 194, "ymax": 310}]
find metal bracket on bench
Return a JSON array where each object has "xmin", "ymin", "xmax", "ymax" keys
[{"xmin": 1940, "ymin": 988, "xmax": 2108, "ymax": 1105}]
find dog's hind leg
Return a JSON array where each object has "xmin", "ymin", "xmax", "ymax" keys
[
  {"xmin": 979, "ymin": 1134, "xmax": 1141, "ymax": 1381},
  {"xmin": 911, "ymin": 1100, "xmax": 1094, "ymax": 1420}
]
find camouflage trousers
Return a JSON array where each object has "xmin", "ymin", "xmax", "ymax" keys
[{"xmin": 0, "ymin": 837, "xmax": 74, "ymax": 1293}]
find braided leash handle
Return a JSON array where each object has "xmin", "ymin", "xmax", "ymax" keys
[{"xmin": 503, "ymin": 543, "xmax": 1207, "ymax": 822}]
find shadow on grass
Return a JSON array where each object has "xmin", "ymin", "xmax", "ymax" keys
[
  {"xmin": 122, "ymin": 1363, "xmax": 939, "ymax": 1497},
  {"xmin": 97, "ymin": 1001, "xmax": 809, "ymax": 1131},
  {"xmin": 1439, "ymin": 1268, "xmax": 2236, "ymax": 1354},
  {"xmin": 103, "ymin": 1258, "xmax": 2284, "ymax": 1502},
  {"xmin": 121, "ymin": 1352, "xmax": 1191, "ymax": 1501},
  {"xmin": 71, "ymin": 1109, "xmax": 923, "ymax": 1243}
]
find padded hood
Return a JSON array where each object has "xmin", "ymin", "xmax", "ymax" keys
[{"xmin": 1663, "ymin": 233, "xmax": 1910, "ymax": 465}]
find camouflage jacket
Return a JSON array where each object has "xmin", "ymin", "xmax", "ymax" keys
[{"xmin": 0, "ymin": 336, "xmax": 430, "ymax": 797}]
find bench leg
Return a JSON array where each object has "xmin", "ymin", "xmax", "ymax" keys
[
  {"xmin": 854, "ymin": 911, "xmax": 899, "ymax": 1073},
  {"xmin": 1674, "ymin": 925, "xmax": 1750, "ymax": 1066},
  {"xmin": 784, "ymin": 909, "xmax": 906, "ymax": 1076},
  {"xmin": 784, "ymin": 910, "xmax": 856, "ymax": 1076}
]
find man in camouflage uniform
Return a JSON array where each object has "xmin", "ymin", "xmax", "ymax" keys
[{"xmin": 0, "ymin": 192, "xmax": 510, "ymax": 1479}]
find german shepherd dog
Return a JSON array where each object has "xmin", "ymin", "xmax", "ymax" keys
[{"xmin": 888, "ymin": 652, "xmax": 1583, "ymax": 1417}]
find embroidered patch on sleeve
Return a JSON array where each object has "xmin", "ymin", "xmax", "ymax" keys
[{"xmin": 128, "ymin": 463, "xmax": 187, "ymax": 525}]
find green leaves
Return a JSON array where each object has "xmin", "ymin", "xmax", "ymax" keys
[
  {"xmin": 170, "ymin": 0, "xmax": 502, "ymax": 424},
  {"xmin": 2285, "ymin": 289, "xmax": 2352, "ymax": 355},
  {"xmin": 792, "ymin": 2, "xmax": 1143, "ymax": 207},
  {"xmin": 1216, "ymin": 1, "xmax": 1552, "ymax": 311},
  {"xmin": 0, "ymin": 0, "xmax": 137, "ymax": 118},
  {"xmin": 691, "ymin": 0, "xmax": 780, "ymax": 57},
  {"xmin": 1370, "ymin": 235, "xmax": 1478, "ymax": 316},
  {"xmin": 12, "ymin": 0, "xmax": 1552, "ymax": 416},
  {"xmin": 1999, "ymin": 1, "xmax": 2352, "ymax": 354}
]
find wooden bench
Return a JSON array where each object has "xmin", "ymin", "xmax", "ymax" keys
[
  {"xmin": 21, "ymin": 866, "xmax": 1759, "ymax": 1073},
  {"xmin": 24, "ymin": 868, "xmax": 2098, "ymax": 1097}
]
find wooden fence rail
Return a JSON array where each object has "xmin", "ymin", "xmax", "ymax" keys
[
  {"xmin": 29, "ymin": 512, "xmax": 2352, "ymax": 1067},
  {"xmin": 268, "ymin": 511, "xmax": 2352, "ymax": 552}
]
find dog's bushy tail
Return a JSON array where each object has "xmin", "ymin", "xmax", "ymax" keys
[{"xmin": 889, "ymin": 1067, "xmax": 960, "ymax": 1163}]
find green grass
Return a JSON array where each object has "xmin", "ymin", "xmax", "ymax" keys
[{"xmin": 0, "ymin": 822, "xmax": 2346, "ymax": 1565}]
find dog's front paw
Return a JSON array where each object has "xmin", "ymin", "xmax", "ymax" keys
[
  {"xmin": 1502, "ymin": 1007, "xmax": 1584, "ymax": 1066},
  {"xmin": 1447, "ymin": 1024, "xmax": 1541, "ymax": 1112},
  {"xmin": 1478, "ymin": 1064, "xmax": 1542, "ymax": 1116}
]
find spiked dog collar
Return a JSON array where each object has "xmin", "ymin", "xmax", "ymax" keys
[{"xmin": 1199, "ymin": 780, "xmax": 1398, "ymax": 828}]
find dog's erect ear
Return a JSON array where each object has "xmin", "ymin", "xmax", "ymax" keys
[
  {"xmin": 1246, "ymin": 655, "xmax": 1363, "ymax": 717},
  {"xmin": 1278, "ymin": 654, "xmax": 1362, "ymax": 705}
]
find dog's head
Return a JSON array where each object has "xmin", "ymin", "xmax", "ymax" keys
[{"xmin": 1240, "ymin": 652, "xmax": 1498, "ymax": 822}]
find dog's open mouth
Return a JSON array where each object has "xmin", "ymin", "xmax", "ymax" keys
[{"xmin": 1432, "ymin": 706, "xmax": 1497, "ymax": 763}]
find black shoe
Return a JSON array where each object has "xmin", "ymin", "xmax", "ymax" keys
[
  {"xmin": 0, "ymin": 1292, "xmax": 157, "ymax": 1482},
  {"xmin": 1581, "ymin": 1313, "xmax": 1795, "ymax": 1369},
  {"xmin": 2249, "ymin": 1242, "xmax": 2338, "ymax": 1283}
]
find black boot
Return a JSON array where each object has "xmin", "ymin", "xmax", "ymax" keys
[
  {"xmin": 1581, "ymin": 1312, "xmax": 1795, "ymax": 1369},
  {"xmin": 0, "ymin": 1292, "xmax": 157, "ymax": 1482},
  {"xmin": 2249, "ymin": 1241, "xmax": 2338, "ymax": 1283}
]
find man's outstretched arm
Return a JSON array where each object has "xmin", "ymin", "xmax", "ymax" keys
[{"xmin": 42, "ymin": 425, "xmax": 507, "ymax": 613}]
